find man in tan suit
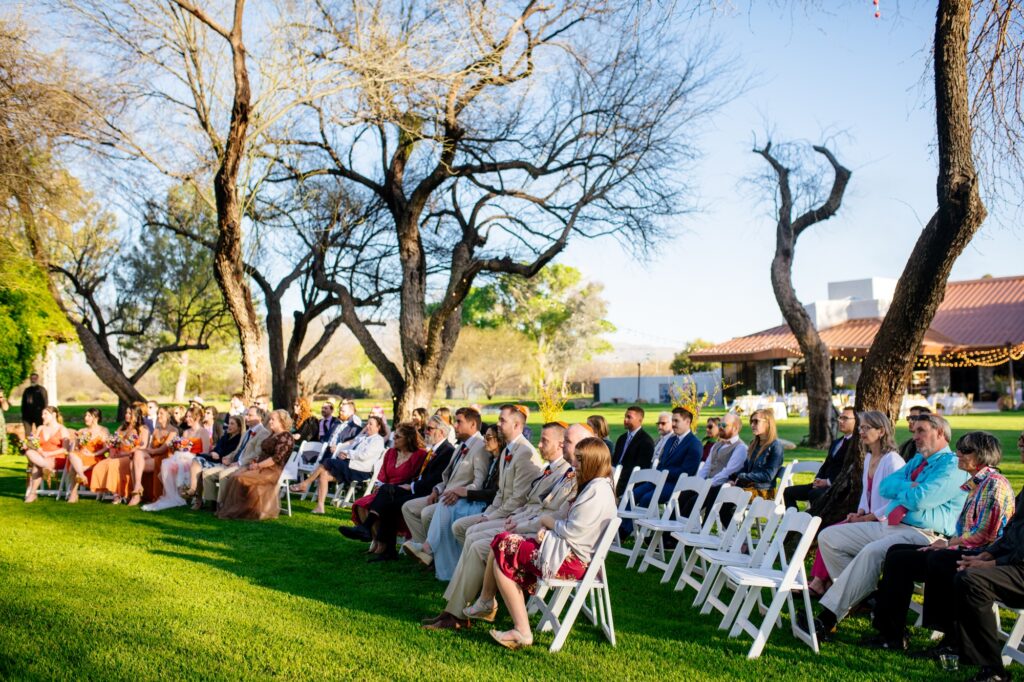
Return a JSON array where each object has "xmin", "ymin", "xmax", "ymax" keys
[
  {"xmin": 402, "ymin": 408, "xmax": 489, "ymax": 556},
  {"xmin": 423, "ymin": 419, "xmax": 577, "ymax": 631},
  {"xmin": 198, "ymin": 406, "xmax": 269, "ymax": 507}
]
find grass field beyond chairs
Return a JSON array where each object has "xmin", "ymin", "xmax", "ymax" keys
[{"xmin": 2, "ymin": 409, "xmax": 1023, "ymax": 680}]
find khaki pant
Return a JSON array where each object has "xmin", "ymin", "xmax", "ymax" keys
[
  {"xmin": 402, "ymin": 496, "xmax": 437, "ymax": 544},
  {"xmin": 442, "ymin": 523, "xmax": 507, "ymax": 616},
  {"xmin": 818, "ymin": 521, "xmax": 936, "ymax": 620},
  {"xmin": 201, "ymin": 464, "xmax": 239, "ymax": 503}
]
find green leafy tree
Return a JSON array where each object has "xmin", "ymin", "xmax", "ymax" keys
[{"xmin": 670, "ymin": 339, "xmax": 716, "ymax": 376}]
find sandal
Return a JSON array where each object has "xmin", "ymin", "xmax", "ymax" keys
[
  {"xmin": 179, "ymin": 485, "xmax": 197, "ymax": 499},
  {"xmin": 68, "ymin": 490, "xmax": 80, "ymax": 504},
  {"xmin": 190, "ymin": 496, "xmax": 204, "ymax": 511},
  {"xmin": 489, "ymin": 628, "xmax": 532, "ymax": 650},
  {"xmin": 111, "ymin": 495, "xmax": 123, "ymax": 505},
  {"xmin": 126, "ymin": 488, "xmax": 144, "ymax": 507},
  {"xmin": 75, "ymin": 474, "xmax": 88, "ymax": 486},
  {"xmin": 24, "ymin": 492, "xmax": 38, "ymax": 504},
  {"xmin": 288, "ymin": 483, "xmax": 306, "ymax": 493}
]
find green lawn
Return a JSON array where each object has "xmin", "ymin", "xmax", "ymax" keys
[{"xmin": 2, "ymin": 408, "xmax": 1023, "ymax": 680}]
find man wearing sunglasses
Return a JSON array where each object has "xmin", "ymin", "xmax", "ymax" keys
[{"xmin": 783, "ymin": 407, "xmax": 857, "ymax": 509}]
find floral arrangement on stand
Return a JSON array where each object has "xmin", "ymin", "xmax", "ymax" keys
[{"xmin": 536, "ymin": 383, "xmax": 569, "ymax": 425}]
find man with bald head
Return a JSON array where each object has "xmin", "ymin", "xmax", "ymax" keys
[
  {"xmin": 651, "ymin": 411, "xmax": 673, "ymax": 466},
  {"xmin": 422, "ymin": 421, "xmax": 571, "ymax": 631}
]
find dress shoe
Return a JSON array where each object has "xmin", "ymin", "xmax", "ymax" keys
[
  {"xmin": 403, "ymin": 541, "xmax": 434, "ymax": 567},
  {"xmin": 970, "ymin": 666, "xmax": 1011, "ymax": 682},
  {"xmin": 368, "ymin": 551, "xmax": 398, "ymax": 563},
  {"xmin": 339, "ymin": 524, "xmax": 372, "ymax": 542},
  {"xmin": 812, "ymin": 616, "xmax": 837, "ymax": 642},
  {"xmin": 422, "ymin": 614, "xmax": 471, "ymax": 631},
  {"xmin": 463, "ymin": 599, "xmax": 498, "ymax": 623},
  {"xmin": 861, "ymin": 632, "xmax": 908, "ymax": 651},
  {"xmin": 421, "ymin": 611, "xmax": 448, "ymax": 625},
  {"xmin": 909, "ymin": 642, "xmax": 958, "ymax": 660}
]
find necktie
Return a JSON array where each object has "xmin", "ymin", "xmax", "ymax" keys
[
  {"xmin": 419, "ymin": 448, "xmax": 435, "ymax": 476},
  {"xmin": 623, "ymin": 430, "xmax": 635, "ymax": 455},
  {"xmin": 663, "ymin": 435, "xmax": 678, "ymax": 461},
  {"xmin": 887, "ymin": 459, "xmax": 928, "ymax": 526}
]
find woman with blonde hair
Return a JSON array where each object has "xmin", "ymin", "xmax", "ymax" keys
[
  {"xmin": 474, "ymin": 436, "xmax": 617, "ymax": 649},
  {"xmin": 807, "ymin": 410, "xmax": 905, "ymax": 597},
  {"xmin": 731, "ymin": 409, "xmax": 784, "ymax": 499}
]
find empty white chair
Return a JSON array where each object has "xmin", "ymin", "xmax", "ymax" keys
[
  {"xmin": 296, "ymin": 441, "xmax": 327, "ymax": 499},
  {"xmin": 773, "ymin": 460, "xmax": 822, "ymax": 506},
  {"xmin": 528, "ymin": 517, "xmax": 621, "ymax": 652},
  {"xmin": 630, "ymin": 475, "xmax": 711, "ymax": 572},
  {"xmin": 277, "ymin": 451, "xmax": 301, "ymax": 517},
  {"xmin": 609, "ymin": 468, "xmax": 667, "ymax": 557},
  {"xmin": 662, "ymin": 485, "xmax": 751, "ymax": 586},
  {"xmin": 704, "ymin": 508, "xmax": 822, "ymax": 659},
  {"xmin": 693, "ymin": 497, "xmax": 785, "ymax": 608}
]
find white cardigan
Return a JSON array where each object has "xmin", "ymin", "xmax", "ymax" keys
[
  {"xmin": 338, "ymin": 433, "xmax": 385, "ymax": 472},
  {"xmin": 857, "ymin": 450, "xmax": 905, "ymax": 516},
  {"xmin": 538, "ymin": 476, "xmax": 617, "ymax": 578}
]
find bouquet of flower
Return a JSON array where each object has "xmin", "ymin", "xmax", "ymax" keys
[
  {"xmin": 170, "ymin": 436, "xmax": 195, "ymax": 453},
  {"xmin": 20, "ymin": 435, "xmax": 41, "ymax": 453},
  {"xmin": 107, "ymin": 434, "xmax": 124, "ymax": 451},
  {"xmin": 121, "ymin": 433, "xmax": 141, "ymax": 449}
]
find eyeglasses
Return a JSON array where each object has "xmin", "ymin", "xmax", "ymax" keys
[{"xmin": 749, "ymin": 418, "xmax": 761, "ymax": 425}]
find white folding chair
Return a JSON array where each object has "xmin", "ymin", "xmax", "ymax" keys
[
  {"xmin": 997, "ymin": 603, "xmax": 1024, "ymax": 667},
  {"xmin": 704, "ymin": 508, "xmax": 822, "ymax": 659},
  {"xmin": 693, "ymin": 497, "xmax": 785, "ymax": 608},
  {"xmin": 611, "ymin": 464, "xmax": 622, "ymax": 489},
  {"xmin": 662, "ymin": 485, "xmax": 751, "ymax": 587},
  {"xmin": 528, "ymin": 517, "xmax": 621, "ymax": 652},
  {"xmin": 332, "ymin": 454, "xmax": 385, "ymax": 508},
  {"xmin": 774, "ymin": 460, "xmax": 822, "ymax": 506},
  {"xmin": 296, "ymin": 441, "xmax": 327, "ymax": 497},
  {"xmin": 631, "ymin": 475, "xmax": 711, "ymax": 572},
  {"xmin": 609, "ymin": 468, "xmax": 667, "ymax": 557},
  {"xmin": 277, "ymin": 451, "xmax": 300, "ymax": 517}
]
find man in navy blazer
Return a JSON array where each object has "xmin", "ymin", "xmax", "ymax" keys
[
  {"xmin": 613, "ymin": 405, "xmax": 655, "ymax": 498},
  {"xmin": 620, "ymin": 407, "xmax": 702, "ymax": 538}
]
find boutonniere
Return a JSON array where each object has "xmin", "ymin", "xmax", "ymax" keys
[
  {"xmin": 504, "ymin": 453, "xmax": 512, "ymax": 464},
  {"xmin": 565, "ymin": 470, "xmax": 576, "ymax": 480},
  {"xmin": 542, "ymin": 468, "xmax": 552, "ymax": 476}
]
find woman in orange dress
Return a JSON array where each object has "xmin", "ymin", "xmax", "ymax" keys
[
  {"xmin": 89, "ymin": 404, "xmax": 149, "ymax": 504},
  {"xmin": 24, "ymin": 406, "xmax": 71, "ymax": 503},
  {"xmin": 66, "ymin": 407, "xmax": 111, "ymax": 503},
  {"xmin": 216, "ymin": 409, "xmax": 294, "ymax": 521},
  {"xmin": 127, "ymin": 406, "xmax": 176, "ymax": 506}
]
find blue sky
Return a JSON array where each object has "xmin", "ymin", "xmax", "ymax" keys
[{"xmin": 561, "ymin": 2, "xmax": 1022, "ymax": 349}]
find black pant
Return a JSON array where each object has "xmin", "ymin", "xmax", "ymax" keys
[
  {"xmin": 873, "ymin": 544, "xmax": 970, "ymax": 640},
  {"xmin": 782, "ymin": 483, "xmax": 828, "ymax": 510},
  {"xmin": 367, "ymin": 486, "xmax": 418, "ymax": 552},
  {"xmin": 954, "ymin": 563, "xmax": 1024, "ymax": 667}
]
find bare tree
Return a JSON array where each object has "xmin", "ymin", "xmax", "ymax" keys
[
  {"xmin": 276, "ymin": 0, "xmax": 721, "ymax": 419},
  {"xmin": 753, "ymin": 140, "xmax": 851, "ymax": 448}
]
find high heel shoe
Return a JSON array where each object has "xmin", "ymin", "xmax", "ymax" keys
[
  {"xmin": 489, "ymin": 629, "xmax": 532, "ymax": 650},
  {"xmin": 75, "ymin": 474, "xmax": 88, "ymax": 486},
  {"xmin": 126, "ymin": 488, "xmax": 144, "ymax": 507}
]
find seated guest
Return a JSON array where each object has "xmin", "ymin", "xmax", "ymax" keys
[
  {"xmin": 23, "ymin": 406, "xmax": 72, "ymax": 503},
  {"xmin": 292, "ymin": 397, "xmax": 319, "ymax": 443},
  {"xmin": 203, "ymin": 405, "xmax": 224, "ymax": 444},
  {"xmin": 952, "ymin": 487, "xmax": 1024, "ymax": 682},
  {"xmin": 482, "ymin": 437, "xmax": 617, "ymax": 649},
  {"xmin": 459, "ymin": 423, "xmax": 592, "ymax": 621},
  {"xmin": 870, "ymin": 431, "xmax": 1014, "ymax": 652},
  {"xmin": 289, "ymin": 415, "xmax": 387, "ymax": 514},
  {"xmin": 435, "ymin": 406, "xmax": 458, "ymax": 445},
  {"xmin": 89, "ymin": 405, "xmax": 150, "ymax": 505},
  {"xmin": 899, "ymin": 406, "xmax": 931, "ymax": 461},
  {"xmin": 421, "ymin": 406, "xmax": 541, "ymax": 631},
  {"xmin": 586, "ymin": 415, "xmax": 614, "ymax": 454},
  {"xmin": 197, "ymin": 407, "xmax": 270, "ymax": 510},
  {"xmin": 808, "ymin": 410, "xmax": 905, "ymax": 597},
  {"xmin": 784, "ymin": 406, "xmax": 857, "ymax": 509},
  {"xmin": 227, "ymin": 393, "xmax": 246, "ymax": 418},
  {"xmin": 65, "ymin": 408, "xmax": 111, "ymax": 504},
  {"xmin": 338, "ymin": 423, "xmax": 427, "ymax": 556},
  {"xmin": 140, "ymin": 406, "xmax": 211, "ymax": 510},
  {"xmin": 317, "ymin": 400, "xmax": 338, "ymax": 442},
  {"xmin": 412, "ymin": 423, "xmax": 501, "ymax": 580},
  {"xmin": 731, "ymin": 409, "xmax": 784, "ymax": 499},
  {"xmin": 701, "ymin": 417, "xmax": 721, "ymax": 463},
  {"xmin": 169, "ymin": 405, "xmax": 187, "ymax": 434},
  {"xmin": 651, "ymin": 411, "xmax": 673, "ymax": 466},
  {"xmin": 216, "ymin": 409, "xmax": 295, "ymax": 520},
  {"xmin": 612, "ymin": 405, "xmax": 654, "ymax": 498},
  {"xmin": 127, "ymin": 406, "xmax": 176, "ymax": 503},
  {"xmin": 813, "ymin": 414, "xmax": 967, "ymax": 640},
  {"xmin": 345, "ymin": 416, "xmax": 454, "ymax": 562},
  {"xmin": 689, "ymin": 412, "xmax": 747, "ymax": 518},
  {"xmin": 402, "ymin": 408, "xmax": 489, "ymax": 566},
  {"xmin": 334, "ymin": 399, "xmax": 363, "ymax": 445},
  {"xmin": 182, "ymin": 414, "xmax": 243, "ymax": 508},
  {"xmin": 144, "ymin": 400, "xmax": 159, "ymax": 434},
  {"xmin": 619, "ymin": 406, "xmax": 702, "ymax": 538},
  {"xmin": 412, "ymin": 407, "xmax": 430, "ymax": 440}
]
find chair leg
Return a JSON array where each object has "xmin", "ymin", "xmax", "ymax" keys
[
  {"xmin": 626, "ymin": 525, "xmax": 648, "ymax": 568},
  {"xmin": 661, "ymin": 540, "xmax": 686, "ymax": 584},
  {"xmin": 637, "ymin": 530, "xmax": 663, "ymax": 574},
  {"xmin": 549, "ymin": 585, "xmax": 591, "ymax": 653},
  {"xmin": 745, "ymin": 589, "xmax": 790, "ymax": 659}
]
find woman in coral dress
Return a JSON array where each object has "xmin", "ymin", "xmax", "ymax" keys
[
  {"xmin": 23, "ymin": 406, "xmax": 72, "ymax": 503},
  {"xmin": 141, "ymin": 406, "xmax": 210, "ymax": 512},
  {"xmin": 127, "ymin": 406, "xmax": 177, "ymax": 506},
  {"xmin": 66, "ymin": 408, "xmax": 111, "ymax": 503},
  {"xmin": 343, "ymin": 423, "xmax": 426, "ymax": 555},
  {"xmin": 89, "ymin": 405, "xmax": 150, "ymax": 504},
  {"xmin": 216, "ymin": 409, "xmax": 294, "ymax": 521}
]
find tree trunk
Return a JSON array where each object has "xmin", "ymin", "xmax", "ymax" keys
[
  {"xmin": 817, "ymin": 0, "xmax": 985, "ymax": 526},
  {"xmin": 174, "ymin": 351, "xmax": 189, "ymax": 402},
  {"xmin": 393, "ymin": 370, "xmax": 438, "ymax": 423}
]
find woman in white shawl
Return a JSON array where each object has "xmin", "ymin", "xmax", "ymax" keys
[{"xmin": 477, "ymin": 436, "xmax": 617, "ymax": 649}]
